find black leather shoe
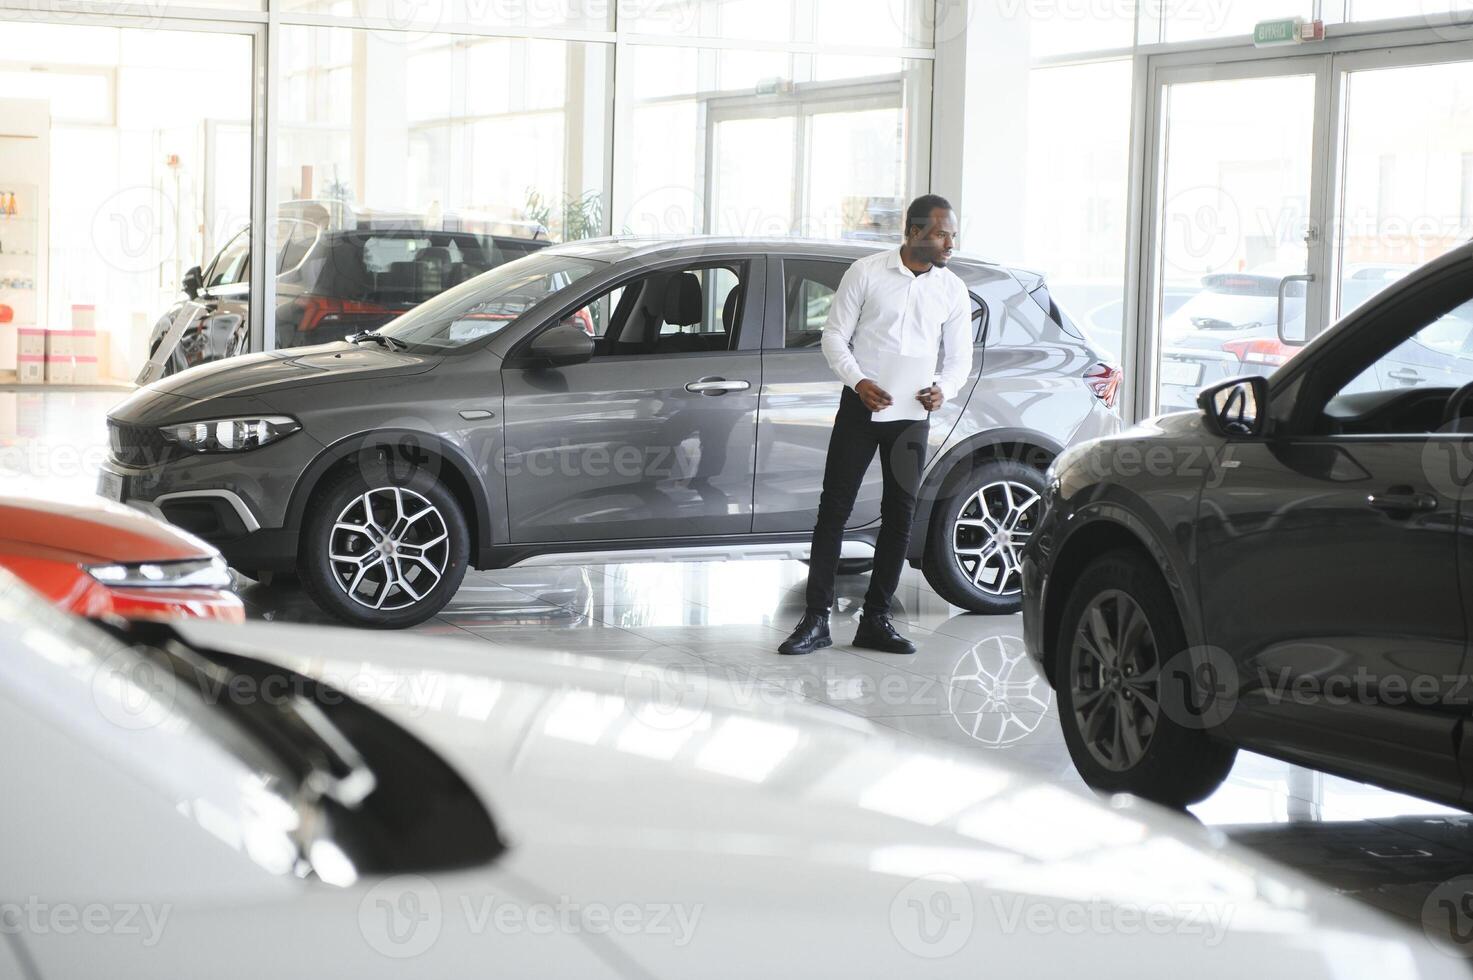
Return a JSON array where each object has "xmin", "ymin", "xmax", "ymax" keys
[
  {"xmin": 853, "ymin": 613, "xmax": 915, "ymax": 655},
  {"xmin": 779, "ymin": 612, "xmax": 832, "ymax": 656}
]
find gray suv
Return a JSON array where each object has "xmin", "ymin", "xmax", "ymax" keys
[{"xmin": 101, "ymin": 237, "xmax": 1121, "ymax": 628}]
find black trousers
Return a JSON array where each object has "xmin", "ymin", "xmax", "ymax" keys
[{"xmin": 805, "ymin": 386, "xmax": 929, "ymax": 617}]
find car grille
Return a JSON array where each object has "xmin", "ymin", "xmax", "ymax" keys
[{"xmin": 109, "ymin": 422, "xmax": 173, "ymax": 467}]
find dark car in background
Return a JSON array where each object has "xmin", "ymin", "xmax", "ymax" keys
[
  {"xmin": 139, "ymin": 201, "xmax": 549, "ymax": 382},
  {"xmin": 1022, "ymin": 241, "xmax": 1473, "ymax": 811},
  {"xmin": 103, "ymin": 236, "xmax": 1121, "ymax": 628}
]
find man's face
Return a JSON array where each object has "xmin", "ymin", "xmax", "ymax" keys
[{"xmin": 907, "ymin": 209, "xmax": 959, "ymax": 268}]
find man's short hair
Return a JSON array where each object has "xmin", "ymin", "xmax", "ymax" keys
[{"xmin": 905, "ymin": 194, "xmax": 954, "ymax": 235}]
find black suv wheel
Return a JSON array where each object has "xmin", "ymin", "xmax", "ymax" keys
[
  {"xmin": 1055, "ymin": 549, "xmax": 1237, "ymax": 808},
  {"xmin": 300, "ymin": 464, "xmax": 470, "ymax": 629}
]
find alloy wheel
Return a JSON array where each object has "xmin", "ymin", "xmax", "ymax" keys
[
  {"xmin": 951, "ymin": 480, "xmax": 1040, "ymax": 596},
  {"xmin": 1069, "ymin": 590, "xmax": 1161, "ymax": 772},
  {"xmin": 328, "ymin": 487, "xmax": 450, "ymax": 611}
]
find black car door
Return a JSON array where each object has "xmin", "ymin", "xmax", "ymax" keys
[{"xmin": 1194, "ymin": 284, "xmax": 1473, "ymax": 803}]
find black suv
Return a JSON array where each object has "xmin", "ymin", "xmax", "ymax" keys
[
  {"xmin": 1023, "ymin": 241, "xmax": 1473, "ymax": 810},
  {"xmin": 140, "ymin": 203, "xmax": 547, "ymax": 381}
]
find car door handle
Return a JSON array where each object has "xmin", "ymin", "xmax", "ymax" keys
[
  {"xmin": 1388, "ymin": 368, "xmax": 1423, "ymax": 385},
  {"xmin": 1367, "ymin": 489, "xmax": 1439, "ymax": 514},
  {"xmin": 686, "ymin": 378, "xmax": 750, "ymax": 395},
  {"xmin": 459, "ymin": 409, "xmax": 495, "ymax": 421}
]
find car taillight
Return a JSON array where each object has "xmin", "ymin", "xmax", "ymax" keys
[
  {"xmin": 1084, "ymin": 362, "xmax": 1122, "ymax": 409},
  {"xmin": 1222, "ymin": 337, "xmax": 1297, "ymax": 368},
  {"xmin": 295, "ymin": 297, "xmax": 399, "ymax": 334}
]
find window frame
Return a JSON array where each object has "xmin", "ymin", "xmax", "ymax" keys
[{"xmin": 503, "ymin": 252, "xmax": 768, "ymax": 364}]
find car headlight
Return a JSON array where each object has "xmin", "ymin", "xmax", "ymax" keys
[
  {"xmin": 160, "ymin": 416, "xmax": 300, "ymax": 454},
  {"xmin": 87, "ymin": 556, "xmax": 232, "ymax": 589}
]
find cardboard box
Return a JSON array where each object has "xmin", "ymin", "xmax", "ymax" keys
[
  {"xmin": 45, "ymin": 330, "xmax": 72, "ymax": 358},
  {"xmin": 18, "ymin": 355, "xmax": 45, "ymax": 384},
  {"xmin": 45, "ymin": 357, "xmax": 74, "ymax": 384},
  {"xmin": 18, "ymin": 328, "xmax": 45, "ymax": 359},
  {"xmin": 73, "ymin": 331, "xmax": 98, "ymax": 359},
  {"xmin": 72, "ymin": 357, "xmax": 98, "ymax": 385},
  {"xmin": 71, "ymin": 305, "xmax": 96, "ymax": 332}
]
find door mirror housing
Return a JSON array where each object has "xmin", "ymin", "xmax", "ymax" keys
[
  {"xmin": 183, "ymin": 265, "xmax": 204, "ymax": 300},
  {"xmin": 1199, "ymin": 376, "xmax": 1270, "ymax": 438},
  {"xmin": 528, "ymin": 321, "xmax": 595, "ymax": 366}
]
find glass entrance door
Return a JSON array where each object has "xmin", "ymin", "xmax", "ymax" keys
[
  {"xmin": 1139, "ymin": 42, "xmax": 1473, "ymax": 419},
  {"xmin": 1144, "ymin": 61, "xmax": 1325, "ymax": 416}
]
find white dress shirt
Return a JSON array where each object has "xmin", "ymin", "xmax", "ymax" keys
[{"xmin": 820, "ymin": 248, "xmax": 974, "ymax": 422}]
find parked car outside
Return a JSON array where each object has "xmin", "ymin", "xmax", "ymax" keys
[
  {"xmin": 0, "ymin": 495, "xmax": 242, "ymax": 623},
  {"xmin": 102, "ymin": 236, "xmax": 1121, "ymax": 627},
  {"xmin": 1157, "ymin": 263, "xmax": 1414, "ymax": 412},
  {"xmin": 1022, "ymin": 241, "xmax": 1473, "ymax": 811},
  {"xmin": 1, "ymin": 569, "xmax": 1465, "ymax": 977},
  {"xmin": 139, "ymin": 201, "xmax": 551, "ymax": 382}
]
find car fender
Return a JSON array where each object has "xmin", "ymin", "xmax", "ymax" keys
[
  {"xmin": 906, "ymin": 428, "xmax": 1066, "ymax": 563},
  {"xmin": 284, "ymin": 429, "xmax": 496, "ymax": 555},
  {"xmin": 1043, "ymin": 483, "xmax": 1207, "ymax": 656}
]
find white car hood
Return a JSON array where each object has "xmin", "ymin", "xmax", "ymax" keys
[{"xmin": 131, "ymin": 619, "xmax": 1467, "ymax": 979}]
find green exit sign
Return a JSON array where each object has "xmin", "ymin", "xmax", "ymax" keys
[{"xmin": 1254, "ymin": 18, "xmax": 1301, "ymax": 45}]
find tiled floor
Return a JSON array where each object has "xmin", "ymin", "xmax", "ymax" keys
[{"xmin": 9, "ymin": 385, "xmax": 1473, "ymax": 950}]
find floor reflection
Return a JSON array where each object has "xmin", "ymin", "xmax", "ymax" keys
[{"xmin": 11, "ymin": 385, "xmax": 1473, "ymax": 955}]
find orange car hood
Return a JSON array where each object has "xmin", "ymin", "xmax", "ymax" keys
[{"xmin": 0, "ymin": 496, "xmax": 215, "ymax": 565}]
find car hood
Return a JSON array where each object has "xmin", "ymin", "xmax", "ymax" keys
[
  {"xmin": 140, "ymin": 342, "xmax": 439, "ymax": 404},
  {"xmin": 0, "ymin": 494, "xmax": 217, "ymax": 564},
  {"xmin": 166, "ymin": 619, "xmax": 1469, "ymax": 977}
]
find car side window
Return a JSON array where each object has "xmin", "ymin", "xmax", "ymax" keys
[
  {"xmin": 781, "ymin": 259, "xmax": 851, "ymax": 349},
  {"xmin": 564, "ymin": 263, "xmax": 750, "ymax": 357},
  {"xmin": 205, "ymin": 230, "xmax": 251, "ymax": 289},
  {"xmin": 1340, "ymin": 298, "xmax": 1473, "ymax": 398}
]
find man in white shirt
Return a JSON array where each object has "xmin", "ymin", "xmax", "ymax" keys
[{"xmin": 779, "ymin": 195, "xmax": 974, "ymax": 656}]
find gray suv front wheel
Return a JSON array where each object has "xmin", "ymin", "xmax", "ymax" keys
[
  {"xmin": 922, "ymin": 459, "xmax": 1044, "ymax": 615},
  {"xmin": 300, "ymin": 464, "xmax": 470, "ymax": 628}
]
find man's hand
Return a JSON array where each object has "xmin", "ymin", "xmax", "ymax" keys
[
  {"xmin": 917, "ymin": 385, "xmax": 944, "ymax": 412},
  {"xmin": 855, "ymin": 379, "xmax": 894, "ymax": 412}
]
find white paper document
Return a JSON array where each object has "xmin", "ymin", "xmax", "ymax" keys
[{"xmin": 866, "ymin": 353, "xmax": 937, "ymax": 423}]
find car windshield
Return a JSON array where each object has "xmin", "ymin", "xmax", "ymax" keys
[{"xmin": 375, "ymin": 251, "xmax": 605, "ymax": 350}]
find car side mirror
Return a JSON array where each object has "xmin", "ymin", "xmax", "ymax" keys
[
  {"xmin": 528, "ymin": 322, "xmax": 595, "ymax": 367},
  {"xmin": 1199, "ymin": 376, "xmax": 1269, "ymax": 438},
  {"xmin": 183, "ymin": 265, "xmax": 203, "ymax": 300}
]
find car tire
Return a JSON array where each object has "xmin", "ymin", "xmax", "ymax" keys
[
  {"xmin": 922, "ymin": 458, "xmax": 1045, "ymax": 614},
  {"xmin": 299, "ymin": 463, "xmax": 470, "ymax": 629},
  {"xmin": 1054, "ymin": 549, "xmax": 1237, "ymax": 809}
]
